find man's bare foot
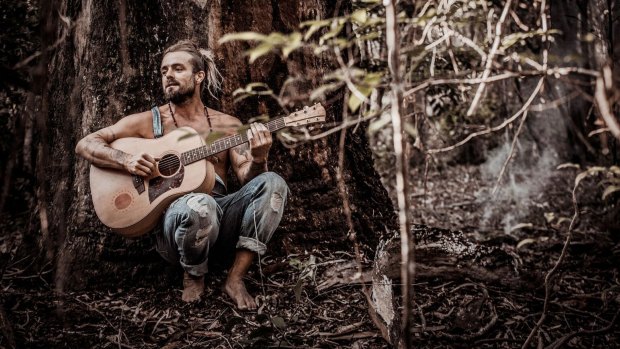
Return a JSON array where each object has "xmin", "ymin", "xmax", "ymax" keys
[
  {"xmin": 224, "ymin": 276, "xmax": 257, "ymax": 310},
  {"xmin": 182, "ymin": 272, "xmax": 204, "ymax": 302}
]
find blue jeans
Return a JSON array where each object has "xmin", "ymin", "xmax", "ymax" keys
[{"xmin": 155, "ymin": 172, "xmax": 289, "ymax": 277}]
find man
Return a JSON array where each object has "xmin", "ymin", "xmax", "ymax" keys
[{"xmin": 75, "ymin": 40, "xmax": 288, "ymax": 310}]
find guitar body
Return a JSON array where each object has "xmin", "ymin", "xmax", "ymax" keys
[{"xmin": 89, "ymin": 127, "xmax": 215, "ymax": 237}]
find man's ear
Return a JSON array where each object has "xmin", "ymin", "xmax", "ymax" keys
[{"xmin": 195, "ymin": 71, "xmax": 206, "ymax": 83}]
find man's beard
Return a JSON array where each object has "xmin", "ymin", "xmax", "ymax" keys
[{"xmin": 165, "ymin": 79, "xmax": 196, "ymax": 105}]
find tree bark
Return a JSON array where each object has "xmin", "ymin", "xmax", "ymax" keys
[{"xmin": 42, "ymin": 0, "xmax": 395, "ymax": 290}]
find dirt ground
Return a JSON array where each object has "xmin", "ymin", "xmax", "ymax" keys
[{"xmin": 1, "ymin": 163, "xmax": 619, "ymax": 348}]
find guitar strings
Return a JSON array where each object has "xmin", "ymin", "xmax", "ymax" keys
[{"xmin": 151, "ymin": 118, "xmax": 291, "ymax": 172}]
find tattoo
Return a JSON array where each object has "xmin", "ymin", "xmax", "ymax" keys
[{"xmin": 234, "ymin": 144, "xmax": 249, "ymax": 156}]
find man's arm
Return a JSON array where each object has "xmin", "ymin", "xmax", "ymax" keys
[
  {"xmin": 230, "ymin": 122, "xmax": 272, "ymax": 186},
  {"xmin": 75, "ymin": 112, "xmax": 156, "ymax": 177}
]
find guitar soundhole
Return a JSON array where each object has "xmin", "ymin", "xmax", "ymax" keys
[{"xmin": 158, "ymin": 154, "xmax": 181, "ymax": 177}]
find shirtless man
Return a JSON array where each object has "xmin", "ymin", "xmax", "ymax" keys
[{"xmin": 75, "ymin": 40, "xmax": 288, "ymax": 309}]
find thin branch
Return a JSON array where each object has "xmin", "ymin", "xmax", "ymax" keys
[
  {"xmin": 491, "ymin": 109, "xmax": 529, "ymax": 196},
  {"xmin": 403, "ymin": 67, "xmax": 597, "ymax": 99},
  {"xmin": 594, "ymin": 65, "xmax": 620, "ymax": 140},
  {"xmin": 545, "ymin": 309, "xmax": 620, "ymax": 349},
  {"xmin": 385, "ymin": 1, "xmax": 414, "ymax": 348},
  {"xmin": 521, "ymin": 171, "xmax": 582, "ymax": 348},
  {"xmin": 466, "ymin": 0, "xmax": 513, "ymax": 117},
  {"xmin": 428, "ymin": 77, "xmax": 544, "ymax": 154}
]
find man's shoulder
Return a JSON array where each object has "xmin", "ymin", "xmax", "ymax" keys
[
  {"xmin": 207, "ymin": 108, "xmax": 241, "ymax": 125},
  {"xmin": 208, "ymin": 108, "xmax": 242, "ymax": 130},
  {"xmin": 106, "ymin": 108, "xmax": 158, "ymax": 139}
]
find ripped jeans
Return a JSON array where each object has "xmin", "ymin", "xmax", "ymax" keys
[{"xmin": 155, "ymin": 172, "xmax": 289, "ymax": 277}]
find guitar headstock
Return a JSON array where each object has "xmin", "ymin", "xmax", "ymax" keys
[{"xmin": 283, "ymin": 103, "xmax": 326, "ymax": 127}]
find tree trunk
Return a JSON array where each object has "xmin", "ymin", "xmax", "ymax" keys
[{"xmin": 42, "ymin": 0, "xmax": 395, "ymax": 290}]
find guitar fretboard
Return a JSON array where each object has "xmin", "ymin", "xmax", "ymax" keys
[{"xmin": 181, "ymin": 117, "xmax": 286, "ymax": 165}]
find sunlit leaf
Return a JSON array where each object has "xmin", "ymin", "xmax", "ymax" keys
[
  {"xmin": 517, "ymin": 238, "xmax": 536, "ymax": 249},
  {"xmin": 351, "ymin": 9, "xmax": 367, "ymax": 24},
  {"xmin": 248, "ymin": 42, "xmax": 273, "ymax": 63},
  {"xmin": 544, "ymin": 212, "xmax": 555, "ymax": 223},
  {"xmin": 347, "ymin": 85, "xmax": 372, "ymax": 112},
  {"xmin": 319, "ymin": 22, "xmax": 345, "ymax": 44},
  {"xmin": 302, "ymin": 19, "xmax": 332, "ymax": 40},
  {"xmin": 510, "ymin": 223, "xmax": 533, "ymax": 232},
  {"xmin": 501, "ymin": 29, "xmax": 561, "ymax": 51},
  {"xmin": 219, "ymin": 31, "xmax": 267, "ymax": 44},
  {"xmin": 557, "ymin": 163, "xmax": 580, "ymax": 170},
  {"xmin": 282, "ymin": 32, "xmax": 302, "ymax": 58},
  {"xmin": 602, "ymin": 185, "xmax": 620, "ymax": 200},
  {"xmin": 246, "ymin": 82, "xmax": 271, "ymax": 91},
  {"xmin": 574, "ymin": 167, "xmax": 605, "ymax": 187},
  {"xmin": 300, "ymin": 18, "xmax": 332, "ymax": 28}
]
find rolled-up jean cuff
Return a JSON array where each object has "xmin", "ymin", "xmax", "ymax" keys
[
  {"xmin": 180, "ymin": 259, "xmax": 209, "ymax": 277},
  {"xmin": 236, "ymin": 236, "xmax": 267, "ymax": 255}
]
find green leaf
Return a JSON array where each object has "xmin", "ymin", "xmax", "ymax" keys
[
  {"xmin": 248, "ymin": 42, "xmax": 273, "ymax": 63},
  {"xmin": 602, "ymin": 185, "xmax": 620, "ymax": 200},
  {"xmin": 347, "ymin": 85, "xmax": 372, "ymax": 112},
  {"xmin": 363, "ymin": 72, "xmax": 383, "ymax": 87},
  {"xmin": 219, "ymin": 31, "xmax": 267, "ymax": 44},
  {"xmin": 302, "ymin": 19, "xmax": 332, "ymax": 40},
  {"xmin": 501, "ymin": 29, "xmax": 561, "ymax": 50},
  {"xmin": 271, "ymin": 316, "xmax": 287, "ymax": 329},
  {"xmin": 319, "ymin": 21, "xmax": 345, "ymax": 44},
  {"xmin": 282, "ymin": 32, "xmax": 302, "ymax": 58},
  {"xmin": 264, "ymin": 32, "xmax": 288, "ymax": 46},
  {"xmin": 351, "ymin": 9, "xmax": 367, "ymax": 24}
]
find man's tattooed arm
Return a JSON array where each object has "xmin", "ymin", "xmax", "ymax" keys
[
  {"xmin": 75, "ymin": 130, "xmax": 130, "ymax": 170},
  {"xmin": 232, "ymin": 143, "xmax": 268, "ymax": 185}
]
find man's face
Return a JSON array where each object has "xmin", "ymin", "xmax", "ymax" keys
[{"xmin": 161, "ymin": 51, "xmax": 199, "ymax": 104}]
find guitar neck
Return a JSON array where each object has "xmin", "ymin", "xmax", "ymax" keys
[{"xmin": 181, "ymin": 117, "xmax": 286, "ymax": 165}]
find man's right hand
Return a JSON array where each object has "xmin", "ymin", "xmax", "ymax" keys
[{"xmin": 124, "ymin": 152, "xmax": 157, "ymax": 177}]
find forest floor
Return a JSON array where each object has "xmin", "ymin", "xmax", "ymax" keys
[{"xmin": 1, "ymin": 162, "xmax": 619, "ymax": 348}]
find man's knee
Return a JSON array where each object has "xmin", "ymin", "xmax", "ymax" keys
[
  {"xmin": 253, "ymin": 171, "xmax": 288, "ymax": 192},
  {"xmin": 255, "ymin": 172, "xmax": 288, "ymax": 210},
  {"xmin": 174, "ymin": 193, "xmax": 220, "ymax": 248}
]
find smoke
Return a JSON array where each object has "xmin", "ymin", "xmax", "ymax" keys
[{"xmin": 479, "ymin": 100, "xmax": 566, "ymax": 234}]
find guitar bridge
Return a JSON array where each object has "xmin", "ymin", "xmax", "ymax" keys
[{"xmin": 132, "ymin": 175, "xmax": 145, "ymax": 194}]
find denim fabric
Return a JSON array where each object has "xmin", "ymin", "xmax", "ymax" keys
[{"xmin": 155, "ymin": 171, "xmax": 288, "ymax": 276}]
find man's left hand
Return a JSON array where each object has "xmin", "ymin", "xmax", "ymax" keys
[{"xmin": 247, "ymin": 123, "xmax": 271, "ymax": 163}]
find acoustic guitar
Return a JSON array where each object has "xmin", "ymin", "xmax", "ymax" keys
[{"xmin": 90, "ymin": 103, "xmax": 326, "ymax": 237}]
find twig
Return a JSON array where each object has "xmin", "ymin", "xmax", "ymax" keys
[
  {"xmin": 429, "ymin": 77, "xmax": 544, "ymax": 154},
  {"xmin": 594, "ymin": 65, "xmax": 620, "ymax": 140},
  {"xmin": 466, "ymin": 0, "xmax": 513, "ymax": 117},
  {"xmin": 521, "ymin": 171, "xmax": 582, "ymax": 348},
  {"xmin": 384, "ymin": 1, "xmax": 414, "ymax": 348},
  {"xmin": 544, "ymin": 309, "xmax": 620, "ymax": 349},
  {"xmin": 491, "ymin": 109, "xmax": 530, "ymax": 196}
]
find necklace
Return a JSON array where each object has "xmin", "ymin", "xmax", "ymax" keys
[{"xmin": 168, "ymin": 101, "xmax": 213, "ymax": 132}]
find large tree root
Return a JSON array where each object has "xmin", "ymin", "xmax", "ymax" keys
[{"xmin": 319, "ymin": 224, "xmax": 532, "ymax": 346}]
